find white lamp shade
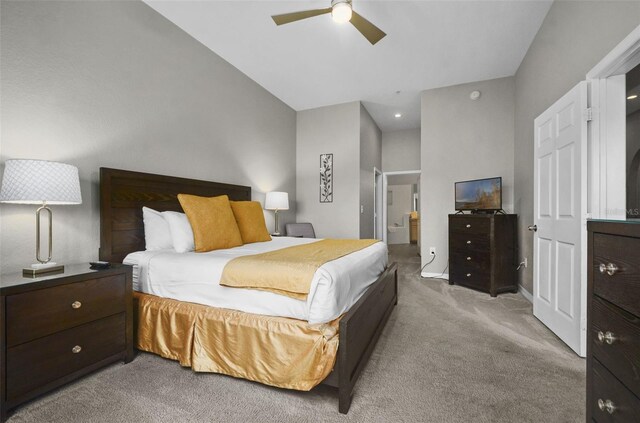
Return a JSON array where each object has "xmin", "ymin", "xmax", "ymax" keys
[
  {"xmin": 0, "ymin": 159, "xmax": 82, "ymax": 205},
  {"xmin": 265, "ymin": 191, "xmax": 289, "ymax": 211}
]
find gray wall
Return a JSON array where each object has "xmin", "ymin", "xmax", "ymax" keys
[
  {"xmin": 382, "ymin": 128, "xmax": 421, "ymax": 172},
  {"xmin": 421, "ymin": 77, "xmax": 515, "ymax": 274},
  {"xmin": 513, "ymin": 0, "xmax": 640, "ymax": 293},
  {"xmin": 359, "ymin": 104, "xmax": 382, "ymax": 239},
  {"xmin": 296, "ymin": 102, "xmax": 361, "ymax": 238},
  {"xmin": 0, "ymin": 1, "xmax": 297, "ymax": 272}
]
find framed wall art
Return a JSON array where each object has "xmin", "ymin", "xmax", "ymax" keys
[{"xmin": 320, "ymin": 153, "xmax": 333, "ymax": 203}]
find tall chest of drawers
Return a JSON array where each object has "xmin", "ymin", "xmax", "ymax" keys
[
  {"xmin": 0, "ymin": 264, "xmax": 133, "ymax": 421},
  {"xmin": 587, "ymin": 221, "xmax": 640, "ymax": 422},
  {"xmin": 448, "ymin": 214, "xmax": 517, "ymax": 297}
]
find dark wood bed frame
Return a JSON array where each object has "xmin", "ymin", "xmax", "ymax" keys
[{"xmin": 99, "ymin": 167, "xmax": 398, "ymax": 414}]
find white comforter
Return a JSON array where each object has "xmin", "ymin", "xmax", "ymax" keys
[{"xmin": 124, "ymin": 237, "xmax": 388, "ymax": 324}]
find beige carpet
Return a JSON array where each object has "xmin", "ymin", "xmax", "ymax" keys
[{"xmin": 9, "ymin": 244, "xmax": 585, "ymax": 423}]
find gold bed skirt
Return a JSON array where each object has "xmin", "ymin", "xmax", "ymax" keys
[{"xmin": 134, "ymin": 292, "xmax": 340, "ymax": 391}]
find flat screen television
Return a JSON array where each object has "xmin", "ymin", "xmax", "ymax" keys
[{"xmin": 455, "ymin": 177, "xmax": 502, "ymax": 212}]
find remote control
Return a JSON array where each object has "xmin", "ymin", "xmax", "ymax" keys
[{"xmin": 89, "ymin": 261, "xmax": 111, "ymax": 269}]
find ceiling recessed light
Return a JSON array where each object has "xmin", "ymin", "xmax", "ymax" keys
[
  {"xmin": 394, "ymin": 113, "xmax": 402, "ymax": 118},
  {"xmin": 628, "ymin": 95, "xmax": 638, "ymax": 100}
]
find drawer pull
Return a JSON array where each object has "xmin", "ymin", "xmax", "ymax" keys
[
  {"xmin": 597, "ymin": 399, "xmax": 616, "ymax": 414},
  {"xmin": 467, "ymin": 257, "xmax": 471, "ymax": 261},
  {"xmin": 466, "ymin": 240, "xmax": 471, "ymax": 245},
  {"xmin": 597, "ymin": 331, "xmax": 617, "ymax": 345},
  {"xmin": 466, "ymin": 273, "xmax": 471, "ymax": 277},
  {"xmin": 72, "ymin": 345, "xmax": 82, "ymax": 354},
  {"xmin": 599, "ymin": 263, "xmax": 619, "ymax": 276},
  {"xmin": 71, "ymin": 301, "xmax": 82, "ymax": 309},
  {"xmin": 466, "ymin": 224, "xmax": 471, "ymax": 228}
]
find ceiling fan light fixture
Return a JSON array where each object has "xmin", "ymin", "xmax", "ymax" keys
[
  {"xmin": 331, "ymin": 1, "xmax": 352, "ymax": 23},
  {"xmin": 271, "ymin": 0, "xmax": 385, "ymax": 45}
]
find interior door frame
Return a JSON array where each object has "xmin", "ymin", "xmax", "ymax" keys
[
  {"xmin": 373, "ymin": 167, "xmax": 383, "ymax": 239},
  {"xmin": 587, "ymin": 24, "xmax": 640, "ymax": 219}
]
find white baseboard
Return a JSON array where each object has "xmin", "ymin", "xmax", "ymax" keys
[
  {"xmin": 518, "ymin": 285, "xmax": 533, "ymax": 303},
  {"xmin": 421, "ymin": 272, "xmax": 449, "ymax": 280}
]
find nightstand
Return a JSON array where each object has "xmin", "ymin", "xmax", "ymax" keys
[{"xmin": 0, "ymin": 263, "xmax": 133, "ymax": 421}]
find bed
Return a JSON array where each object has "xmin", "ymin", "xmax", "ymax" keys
[{"xmin": 99, "ymin": 167, "xmax": 398, "ymax": 414}]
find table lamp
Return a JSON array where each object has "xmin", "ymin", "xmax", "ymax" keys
[
  {"xmin": 0, "ymin": 159, "xmax": 82, "ymax": 277},
  {"xmin": 265, "ymin": 191, "xmax": 289, "ymax": 236}
]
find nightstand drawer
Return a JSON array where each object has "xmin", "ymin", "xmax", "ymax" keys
[
  {"xmin": 6, "ymin": 313, "xmax": 126, "ymax": 403},
  {"xmin": 6, "ymin": 274, "xmax": 126, "ymax": 346},
  {"xmin": 593, "ymin": 233, "xmax": 640, "ymax": 317}
]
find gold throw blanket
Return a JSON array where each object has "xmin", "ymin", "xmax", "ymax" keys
[{"xmin": 220, "ymin": 239, "xmax": 380, "ymax": 300}]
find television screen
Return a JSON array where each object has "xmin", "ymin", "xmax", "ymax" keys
[{"xmin": 455, "ymin": 177, "xmax": 502, "ymax": 211}]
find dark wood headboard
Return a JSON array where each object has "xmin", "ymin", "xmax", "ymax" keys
[{"xmin": 99, "ymin": 168, "xmax": 251, "ymax": 263}]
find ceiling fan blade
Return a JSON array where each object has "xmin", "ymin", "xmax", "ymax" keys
[
  {"xmin": 350, "ymin": 10, "xmax": 386, "ymax": 45},
  {"xmin": 271, "ymin": 8, "xmax": 332, "ymax": 26}
]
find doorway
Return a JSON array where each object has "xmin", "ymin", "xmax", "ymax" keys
[
  {"xmin": 625, "ymin": 62, "xmax": 640, "ymax": 217},
  {"xmin": 587, "ymin": 24, "xmax": 640, "ymax": 219},
  {"xmin": 382, "ymin": 170, "xmax": 421, "ymax": 247},
  {"xmin": 530, "ymin": 24, "xmax": 640, "ymax": 357}
]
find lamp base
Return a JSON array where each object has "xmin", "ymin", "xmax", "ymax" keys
[{"xmin": 23, "ymin": 263, "xmax": 65, "ymax": 278}]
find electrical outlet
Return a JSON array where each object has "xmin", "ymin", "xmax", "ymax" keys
[
  {"xmin": 429, "ymin": 247, "xmax": 436, "ymax": 256},
  {"xmin": 360, "ymin": 205, "xmax": 364, "ymax": 214},
  {"xmin": 524, "ymin": 257, "xmax": 528, "ymax": 268}
]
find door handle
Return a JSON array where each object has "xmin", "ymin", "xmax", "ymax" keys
[{"xmin": 528, "ymin": 225, "xmax": 537, "ymax": 232}]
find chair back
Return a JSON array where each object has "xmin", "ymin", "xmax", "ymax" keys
[{"xmin": 285, "ymin": 222, "xmax": 316, "ymax": 238}]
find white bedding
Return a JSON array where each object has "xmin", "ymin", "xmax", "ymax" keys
[{"xmin": 124, "ymin": 237, "xmax": 388, "ymax": 324}]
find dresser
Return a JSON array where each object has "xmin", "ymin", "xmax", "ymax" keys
[
  {"xmin": 0, "ymin": 264, "xmax": 133, "ymax": 421},
  {"xmin": 587, "ymin": 221, "xmax": 640, "ymax": 422},
  {"xmin": 448, "ymin": 214, "xmax": 517, "ymax": 297}
]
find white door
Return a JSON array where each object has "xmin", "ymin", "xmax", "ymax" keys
[{"xmin": 533, "ymin": 82, "xmax": 588, "ymax": 357}]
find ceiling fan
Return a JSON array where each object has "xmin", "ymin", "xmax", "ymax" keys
[{"xmin": 271, "ymin": 0, "xmax": 386, "ymax": 45}]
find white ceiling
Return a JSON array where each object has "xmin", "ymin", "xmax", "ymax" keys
[{"xmin": 145, "ymin": 0, "xmax": 552, "ymax": 132}]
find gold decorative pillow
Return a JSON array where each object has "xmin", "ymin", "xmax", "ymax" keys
[
  {"xmin": 230, "ymin": 201, "xmax": 272, "ymax": 244},
  {"xmin": 177, "ymin": 194, "xmax": 243, "ymax": 252}
]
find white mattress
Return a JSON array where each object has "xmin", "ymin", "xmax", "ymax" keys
[{"xmin": 124, "ymin": 237, "xmax": 388, "ymax": 324}]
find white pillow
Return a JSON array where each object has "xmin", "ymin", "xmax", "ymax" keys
[
  {"xmin": 163, "ymin": 211, "xmax": 195, "ymax": 253},
  {"xmin": 142, "ymin": 207, "xmax": 173, "ymax": 251}
]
